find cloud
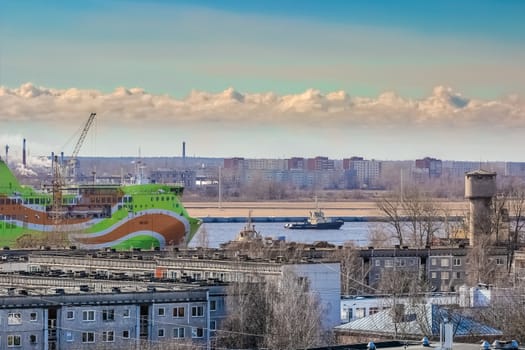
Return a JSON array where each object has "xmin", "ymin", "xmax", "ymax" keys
[
  {"xmin": 2, "ymin": 83, "xmax": 522, "ymax": 130},
  {"xmin": 2, "ymin": 82, "xmax": 525, "ymax": 161}
]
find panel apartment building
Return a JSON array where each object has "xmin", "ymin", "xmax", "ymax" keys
[{"xmin": 0, "ymin": 278, "xmax": 225, "ymax": 350}]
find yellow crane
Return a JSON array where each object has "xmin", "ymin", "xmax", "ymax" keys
[{"xmin": 65, "ymin": 112, "xmax": 96, "ymax": 182}]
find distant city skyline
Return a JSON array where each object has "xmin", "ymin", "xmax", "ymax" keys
[{"xmin": 1, "ymin": 1, "xmax": 524, "ymax": 161}]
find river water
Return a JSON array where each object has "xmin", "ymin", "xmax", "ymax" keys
[{"xmin": 188, "ymin": 221, "xmax": 377, "ymax": 248}]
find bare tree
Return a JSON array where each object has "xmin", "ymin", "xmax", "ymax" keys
[
  {"xmin": 401, "ymin": 188, "xmax": 441, "ymax": 247},
  {"xmin": 376, "ymin": 194, "xmax": 405, "ymax": 245},
  {"xmin": 217, "ymin": 271, "xmax": 325, "ymax": 350},
  {"xmin": 501, "ymin": 182, "xmax": 525, "ymax": 273},
  {"xmin": 328, "ymin": 244, "xmax": 370, "ymax": 295},
  {"xmin": 475, "ymin": 286, "xmax": 525, "ymax": 342},
  {"xmin": 376, "ymin": 190, "xmax": 442, "ymax": 247}
]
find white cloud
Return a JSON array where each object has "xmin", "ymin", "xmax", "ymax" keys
[
  {"xmin": 1, "ymin": 83, "xmax": 523, "ymax": 129},
  {"xmin": 1, "ymin": 83, "xmax": 525, "ymax": 160}
]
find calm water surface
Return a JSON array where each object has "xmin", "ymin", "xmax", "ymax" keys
[{"xmin": 189, "ymin": 221, "xmax": 377, "ymax": 248}]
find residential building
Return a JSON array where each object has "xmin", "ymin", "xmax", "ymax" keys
[
  {"xmin": 505, "ymin": 162, "xmax": 525, "ymax": 177},
  {"xmin": 0, "ymin": 280, "xmax": 223, "ymax": 350},
  {"xmin": 415, "ymin": 157, "xmax": 442, "ymax": 178},
  {"xmin": 343, "ymin": 157, "xmax": 382, "ymax": 189},
  {"xmin": 150, "ymin": 169, "xmax": 197, "ymax": 189},
  {"xmin": 23, "ymin": 251, "xmax": 341, "ymax": 329},
  {"xmin": 360, "ymin": 246, "xmax": 508, "ymax": 293}
]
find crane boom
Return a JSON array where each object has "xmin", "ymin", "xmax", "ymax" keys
[
  {"xmin": 67, "ymin": 112, "xmax": 96, "ymax": 181},
  {"xmin": 70, "ymin": 112, "xmax": 96, "ymax": 164}
]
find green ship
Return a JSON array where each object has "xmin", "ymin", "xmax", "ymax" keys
[{"xmin": 0, "ymin": 159, "xmax": 201, "ymax": 250}]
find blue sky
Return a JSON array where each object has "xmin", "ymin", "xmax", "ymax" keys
[{"xmin": 1, "ymin": 1, "xmax": 525, "ymax": 161}]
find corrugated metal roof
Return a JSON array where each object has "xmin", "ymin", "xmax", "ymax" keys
[{"xmin": 336, "ymin": 304, "xmax": 502, "ymax": 337}]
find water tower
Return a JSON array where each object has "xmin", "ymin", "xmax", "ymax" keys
[{"xmin": 464, "ymin": 169, "xmax": 497, "ymax": 246}]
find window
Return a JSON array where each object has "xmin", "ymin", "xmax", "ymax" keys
[
  {"xmin": 369, "ymin": 307, "xmax": 379, "ymax": 315},
  {"xmin": 122, "ymin": 330, "xmax": 130, "ymax": 339},
  {"xmin": 375, "ymin": 260, "xmax": 380, "ymax": 267},
  {"xmin": 8, "ymin": 313, "xmax": 21, "ymax": 325},
  {"xmin": 454, "ymin": 271, "xmax": 461, "ymax": 279},
  {"xmin": 173, "ymin": 327, "xmax": 185, "ymax": 338},
  {"xmin": 441, "ymin": 258, "xmax": 449, "ymax": 267},
  {"xmin": 441, "ymin": 271, "xmax": 450, "ymax": 280},
  {"xmin": 82, "ymin": 332, "xmax": 95, "ymax": 343},
  {"xmin": 453, "ymin": 258, "xmax": 461, "ymax": 266},
  {"xmin": 30, "ymin": 335, "xmax": 37, "ymax": 344},
  {"xmin": 355, "ymin": 308, "xmax": 366, "ymax": 319},
  {"xmin": 123, "ymin": 309, "xmax": 130, "ymax": 318},
  {"xmin": 347, "ymin": 308, "xmax": 353, "ymax": 321},
  {"xmin": 431, "ymin": 258, "xmax": 437, "ymax": 265},
  {"xmin": 102, "ymin": 309, "xmax": 115, "ymax": 321},
  {"xmin": 30, "ymin": 312, "xmax": 37, "ymax": 321},
  {"xmin": 66, "ymin": 332, "xmax": 74, "ymax": 342},
  {"xmin": 173, "ymin": 307, "xmax": 185, "ymax": 318},
  {"xmin": 191, "ymin": 306, "xmax": 204, "ymax": 317},
  {"xmin": 158, "ymin": 329, "xmax": 165, "ymax": 337},
  {"xmin": 210, "ymin": 320, "xmax": 216, "ymax": 330},
  {"xmin": 7, "ymin": 335, "xmax": 21, "ymax": 347},
  {"xmin": 158, "ymin": 307, "xmax": 166, "ymax": 316},
  {"xmin": 385, "ymin": 259, "xmax": 393, "ymax": 268},
  {"xmin": 66, "ymin": 311, "xmax": 74, "ymax": 320},
  {"xmin": 431, "ymin": 272, "xmax": 437, "ymax": 279},
  {"xmin": 210, "ymin": 300, "xmax": 216, "ymax": 311},
  {"xmin": 82, "ymin": 310, "xmax": 95, "ymax": 321},
  {"xmin": 395, "ymin": 259, "xmax": 406, "ymax": 267},
  {"xmin": 102, "ymin": 331, "xmax": 114, "ymax": 342},
  {"xmin": 192, "ymin": 327, "xmax": 204, "ymax": 338},
  {"xmin": 496, "ymin": 258, "xmax": 504, "ymax": 265}
]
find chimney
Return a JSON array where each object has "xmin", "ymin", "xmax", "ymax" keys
[
  {"xmin": 5, "ymin": 145, "xmax": 8, "ymax": 166},
  {"xmin": 182, "ymin": 141, "xmax": 186, "ymax": 159},
  {"xmin": 22, "ymin": 138, "xmax": 26, "ymax": 167}
]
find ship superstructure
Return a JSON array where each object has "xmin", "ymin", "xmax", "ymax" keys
[{"xmin": 0, "ymin": 159, "xmax": 201, "ymax": 249}]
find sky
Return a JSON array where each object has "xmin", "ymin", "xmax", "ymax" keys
[{"xmin": 1, "ymin": 0, "xmax": 525, "ymax": 162}]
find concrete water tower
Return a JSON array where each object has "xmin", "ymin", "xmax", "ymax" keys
[{"xmin": 465, "ymin": 169, "xmax": 497, "ymax": 246}]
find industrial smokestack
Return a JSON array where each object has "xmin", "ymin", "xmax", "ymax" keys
[
  {"xmin": 5, "ymin": 145, "xmax": 8, "ymax": 166},
  {"xmin": 22, "ymin": 138, "xmax": 26, "ymax": 168},
  {"xmin": 60, "ymin": 152, "xmax": 64, "ymax": 166},
  {"xmin": 182, "ymin": 141, "xmax": 186, "ymax": 159}
]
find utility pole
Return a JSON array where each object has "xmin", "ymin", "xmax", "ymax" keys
[{"xmin": 218, "ymin": 166, "xmax": 222, "ymax": 209}]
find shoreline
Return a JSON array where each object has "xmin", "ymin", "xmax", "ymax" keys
[{"xmin": 184, "ymin": 200, "xmax": 469, "ymax": 219}]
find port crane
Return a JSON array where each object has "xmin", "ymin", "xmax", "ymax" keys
[
  {"xmin": 50, "ymin": 112, "xmax": 96, "ymax": 219},
  {"xmin": 65, "ymin": 112, "xmax": 96, "ymax": 182}
]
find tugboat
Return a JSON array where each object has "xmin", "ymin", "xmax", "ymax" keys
[
  {"xmin": 235, "ymin": 210, "xmax": 262, "ymax": 241},
  {"xmin": 284, "ymin": 199, "xmax": 344, "ymax": 230}
]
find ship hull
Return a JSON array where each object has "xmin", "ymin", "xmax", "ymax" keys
[
  {"xmin": 0, "ymin": 160, "xmax": 201, "ymax": 250},
  {"xmin": 284, "ymin": 220, "xmax": 344, "ymax": 230}
]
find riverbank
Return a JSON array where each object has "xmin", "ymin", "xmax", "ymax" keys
[{"xmin": 184, "ymin": 200, "xmax": 469, "ymax": 219}]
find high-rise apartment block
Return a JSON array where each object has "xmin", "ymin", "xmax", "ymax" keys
[
  {"xmin": 505, "ymin": 162, "xmax": 525, "ymax": 177},
  {"xmin": 415, "ymin": 157, "xmax": 442, "ymax": 178},
  {"xmin": 343, "ymin": 157, "xmax": 382, "ymax": 189}
]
